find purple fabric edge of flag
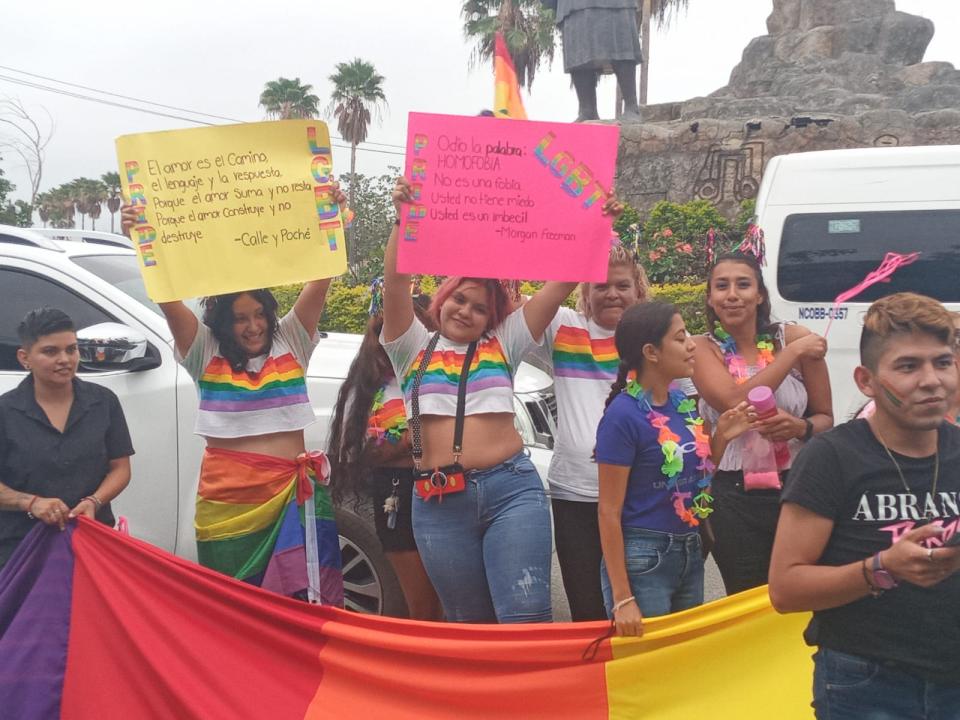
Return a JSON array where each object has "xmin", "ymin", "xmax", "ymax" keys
[{"xmin": 0, "ymin": 523, "xmax": 75, "ymax": 720}]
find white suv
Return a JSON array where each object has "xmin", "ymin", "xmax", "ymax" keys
[{"xmin": 0, "ymin": 225, "xmax": 557, "ymax": 616}]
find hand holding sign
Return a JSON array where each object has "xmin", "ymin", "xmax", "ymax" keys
[{"xmin": 397, "ymin": 113, "xmax": 620, "ymax": 283}]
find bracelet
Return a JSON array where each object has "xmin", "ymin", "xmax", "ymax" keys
[
  {"xmin": 82, "ymin": 495, "xmax": 103, "ymax": 510},
  {"xmin": 611, "ymin": 595, "xmax": 636, "ymax": 614},
  {"xmin": 26, "ymin": 494, "xmax": 39, "ymax": 514},
  {"xmin": 861, "ymin": 558, "xmax": 882, "ymax": 598}
]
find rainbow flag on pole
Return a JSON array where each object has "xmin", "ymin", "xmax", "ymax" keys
[
  {"xmin": 494, "ymin": 31, "xmax": 528, "ymax": 119},
  {"xmin": 0, "ymin": 519, "xmax": 815, "ymax": 719}
]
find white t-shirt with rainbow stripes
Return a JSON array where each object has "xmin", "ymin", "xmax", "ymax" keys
[
  {"xmin": 380, "ymin": 308, "xmax": 537, "ymax": 419},
  {"xmin": 535, "ymin": 307, "xmax": 618, "ymax": 502},
  {"xmin": 178, "ymin": 311, "xmax": 318, "ymax": 439}
]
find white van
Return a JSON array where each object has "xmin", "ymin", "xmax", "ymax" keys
[{"xmin": 757, "ymin": 145, "xmax": 960, "ymax": 421}]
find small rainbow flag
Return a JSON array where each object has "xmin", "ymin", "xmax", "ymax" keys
[{"xmin": 494, "ymin": 31, "xmax": 528, "ymax": 120}]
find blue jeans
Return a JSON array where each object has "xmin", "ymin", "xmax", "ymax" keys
[
  {"xmin": 813, "ymin": 648, "xmax": 960, "ymax": 719},
  {"xmin": 600, "ymin": 527, "xmax": 704, "ymax": 618},
  {"xmin": 411, "ymin": 450, "xmax": 552, "ymax": 623}
]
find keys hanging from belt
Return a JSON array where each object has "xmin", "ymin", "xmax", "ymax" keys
[{"xmin": 383, "ymin": 477, "xmax": 400, "ymax": 529}]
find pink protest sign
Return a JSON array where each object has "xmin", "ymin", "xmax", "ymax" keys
[{"xmin": 398, "ymin": 113, "xmax": 620, "ymax": 282}]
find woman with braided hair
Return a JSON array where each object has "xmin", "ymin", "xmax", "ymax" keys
[{"xmin": 596, "ymin": 302, "xmax": 753, "ymax": 636}]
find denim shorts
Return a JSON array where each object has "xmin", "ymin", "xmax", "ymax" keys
[
  {"xmin": 411, "ymin": 449, "xmax": 552, "ymax": 623},
  {"xmin": 600, "ymin": 526, "xmax": 704, "ymax": 619},
  {"xmin": 813, "ymin": 648, "xmax": 960, "ymax": 719}
]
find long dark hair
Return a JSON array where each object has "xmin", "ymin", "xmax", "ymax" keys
[
  {"xmin": 328, "ymin": 296, "xmax": 434, "ymax": 505},
  {"xmin": 604, "ymin": 302, "xmax": 679, "ymax": 409},
  {"xmin": 705, "ymin": 252, "xmax": 775, "ymax": 337},
  {"xmin": 202, "ymin": 289, "xmax": 280, "ymax": 372}
]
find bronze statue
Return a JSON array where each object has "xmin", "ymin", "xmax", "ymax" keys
[{"xmin": 554, "ymin": 0, "xmax": 643, "ymax": 122}]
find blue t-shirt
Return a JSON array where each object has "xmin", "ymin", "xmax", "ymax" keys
[{"xmin": 595, "ymin": 391, "xmax": 705, "ymax": 535}]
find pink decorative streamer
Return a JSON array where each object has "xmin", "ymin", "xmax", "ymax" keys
[{"xmin": 823, "ymin": 252, "xmax": 921, "ymax": 336}]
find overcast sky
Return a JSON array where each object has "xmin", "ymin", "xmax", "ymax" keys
[{"xmin": 2, "ymin": 0, "xmax": 957, "ymax": 206}]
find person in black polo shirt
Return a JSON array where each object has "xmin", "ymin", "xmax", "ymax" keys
[
  {"xmin": 769, "ymin": 293, "xmax": 960, "ymax": 718},
  {"xmin": 0, "ymin": 308, "xmax": 134, "ymax": 569}
]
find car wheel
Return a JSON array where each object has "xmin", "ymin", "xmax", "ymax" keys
[{"xmin": 334, "ymin": 505, "xmax": 408, "ymax": 617}]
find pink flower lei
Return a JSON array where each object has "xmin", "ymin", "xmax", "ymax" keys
[{"xmin": 712, "ymin": 324, "xmax": 775, "ymax": 384}]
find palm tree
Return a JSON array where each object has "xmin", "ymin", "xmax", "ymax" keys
[
  {"xmin": 640, "ymin": 0, "xmax": 689, "ymax": 104},
  {"xmin": 326, "ymin": 59, "xmax": 387, "ymax": 268},
  {"xmin": 101, "ymin": 171, "xmax": 122, "ymax": 233},
  {"xmin": 259, "ymin": 77, "xmax": 321, "ymax": 119},
  {"xmin": 461, "ymin": 0, "xmax": 556, "ymax": 92}
]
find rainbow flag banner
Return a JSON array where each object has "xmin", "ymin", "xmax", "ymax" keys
[
  {"xmin": 494, "ymin": 31, "xmax": 527, "ymax": 120},
  {"xmin": 0, "ymin": 519, "xmax": 815, "ymax": 719}
]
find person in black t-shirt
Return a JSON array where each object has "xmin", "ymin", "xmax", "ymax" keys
[{"xmin": 769, "ymin": 293, "xmax": 960, "ymax": 719}]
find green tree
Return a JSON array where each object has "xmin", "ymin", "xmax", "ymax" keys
[
  {"xmin": 340, "ymin": 170, "xmax": 398, "ymax": 285},
  {"xmin": 461, "ymin": 0, "xmax": 556, "ymax": 92},
  {"xmin": 326, "ymin": 58, "xmax": 388, "ymax": 268},
  {"xmin": 101, "ymin": 171, "xmax": 122, "ymax": 233},
  {"xmin": 64, "ymin": 177, "xmax": 107, "ymax": 230},
  {"xmin": 258, "ymin": 77, "xmax": 321, "ymax": 119},
  {"xmin": 0, "ymin": 158, "xmax": 31, "ymax": 227},
  {"xmin": 36, "ymin": 184, "xmax": 78, "ymax": 228}
]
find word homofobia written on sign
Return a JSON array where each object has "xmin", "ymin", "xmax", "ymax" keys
[
  {"xmin": 117, "ymin": 120, "xmax": 347, "ymax": 302},
  {"xmin": 398, "ymin": 113, "xmax": 620, "ymax": 283}
]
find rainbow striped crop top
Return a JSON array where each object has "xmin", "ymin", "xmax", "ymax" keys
[
  {"xmin": 381, "ymin": 309, "xmax": 537, "ymax": 418},
  {"xmin": 179, "ymin": 311, "xmax": 318, "ymax": 438}
]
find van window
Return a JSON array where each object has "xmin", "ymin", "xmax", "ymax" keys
[{"xmin": 777, "ymin": 210, "xmax": 960, "ymax": 303}]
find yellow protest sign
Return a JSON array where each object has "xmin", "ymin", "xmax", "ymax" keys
[{"xmin": 116, "ymin": 120, "xmax": 347, "ymax": 302}]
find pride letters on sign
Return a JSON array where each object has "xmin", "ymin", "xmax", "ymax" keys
[
  {"xmin": 116, "ymin": 120, "xmax": 347, "ymax": 302},
  {"xmin": 398, "ymin": 113, "xmax": 620, "ymax": 282}
]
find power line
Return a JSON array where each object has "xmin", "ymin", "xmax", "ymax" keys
[
  {"xmin": 0, "ymin": 64, "xmax": 407, "ymax": 150},
  {"xmin": 0, "ymin": 69, "xmax": 407, "ymax": 157}
]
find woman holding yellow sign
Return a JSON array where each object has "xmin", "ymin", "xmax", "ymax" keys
[
  {"xmin": 121, "ymin": 188, "xmax": 347, "ymax": 605},
  {"xmin": 382, "ymin": 176, "xmax": 623, "ymax": 623}
]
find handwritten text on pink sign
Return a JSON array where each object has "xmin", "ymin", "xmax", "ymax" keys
[{"xmin": 398, "ymin": 113, "xmax": 619, "ymax": 282}]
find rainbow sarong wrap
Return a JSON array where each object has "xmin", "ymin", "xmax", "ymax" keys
[{"xmin": 195, "ymin": 447, "xmax": 343, "ymax": 605}]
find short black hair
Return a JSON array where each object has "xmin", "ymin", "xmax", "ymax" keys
[{"xmin": 17, "ymin": 307, "xmax": 75, "ymax": 348}]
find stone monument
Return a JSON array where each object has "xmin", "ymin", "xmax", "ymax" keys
[{"xmin": 615, "ymin": 0, "xmax": 960, "ymax": 217}]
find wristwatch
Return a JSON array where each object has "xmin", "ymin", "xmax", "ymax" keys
[
  {"xmin": 801, "ymin": 418, "xmax": 814, "ymax": 442},
  {"xmin": 871, "ymin": 552, "xmax": 898, "ymax": 592}
]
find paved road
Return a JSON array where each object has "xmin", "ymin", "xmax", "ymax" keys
[{"xmin": 550, "ymin": 554, "xmax": 726, "ymax": 622}]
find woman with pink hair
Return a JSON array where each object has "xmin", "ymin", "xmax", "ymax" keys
[{"xmin": 381, "ymin": 176, "xmax": 622, "ymax": 623}]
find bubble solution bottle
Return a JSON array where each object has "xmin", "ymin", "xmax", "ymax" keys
[{"xmin": 740, "ymin": 386, "xmax": 790, "ymax": 491}]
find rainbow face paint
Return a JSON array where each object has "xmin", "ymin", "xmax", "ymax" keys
[{"xmin": 879, "ymin": 383, "xmax": 904, "ymax": 408}]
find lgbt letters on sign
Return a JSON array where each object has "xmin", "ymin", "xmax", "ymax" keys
[
  {"xmin": 116, "ymin": 120, "xmax": 348, "ymax": 302},
  {"xmin": 398, "ymin": 113, "xmax": 620, "ymax": 283},
  {"xmin": 0, "ymin": 519, "xmax": 816, "ymax": 719}
]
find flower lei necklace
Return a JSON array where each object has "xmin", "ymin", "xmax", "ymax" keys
[
  {"xmin": 712, "ymin": 324, "xmax": 775, "ymax": 384},
  {"xmin": 624, "ymin": 379, "xmax": 714, "ymax": 527},
  {"xmin": 367, "ymin": 384, "xmax": 408, "ymax": 446}
]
